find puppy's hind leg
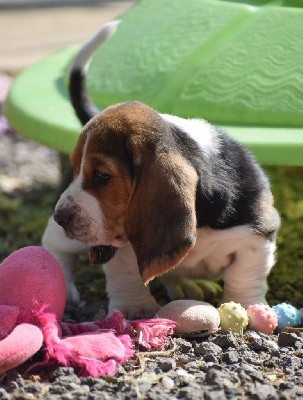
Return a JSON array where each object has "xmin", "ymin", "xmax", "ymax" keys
[
  {"xmin": 222, "ymin": 236, "xmax": 276, "ymax": 308},
  {"xmin": 42, "ymin": 215, "xmax": 88, "ymax": 305}
]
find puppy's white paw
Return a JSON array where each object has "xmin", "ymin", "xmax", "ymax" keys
[
  {"xmin": 108, "ymin": 301, "xmax": 161, "ymax": 320},
  {"xmin": 66, "ymin": 281, "xmax": 80, "ymax": 305}
]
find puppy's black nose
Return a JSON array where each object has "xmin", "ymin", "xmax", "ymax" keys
[{"xmin": 54, "ymin": 209, "xmax": 73, "ymax": 229}]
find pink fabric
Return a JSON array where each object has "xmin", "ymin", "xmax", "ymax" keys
[
  {"xmin": 128, "ymin": 318, "xmax": 176, "ymax": 349},
  {"xmin": 60, "ymin": 311, "xmax": 176, "ymax": 349},
  {"xmin": 36, "ymin": 310, "xmax": 134, "ymax": 377},
  {"xmin": 36, "ymin": 309, "xmax": 175, "ymax": 377}
]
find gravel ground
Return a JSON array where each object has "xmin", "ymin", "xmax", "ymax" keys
[
  {"xmin": 1, "ymin": 329, "xmax": 303, "ymax": 399},
  {"xmin": 1, "ymin": 75, "xmax": 303, "ymax": 399}
]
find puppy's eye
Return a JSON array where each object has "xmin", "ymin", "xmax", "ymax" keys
[{"xmin": 93, "ymin": 172, "xmax": 110, "ymax": 185}]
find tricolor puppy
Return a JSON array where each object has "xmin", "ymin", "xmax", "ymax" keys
[{"xmin": 42, "ymin": 22, "xmax": 280, "ymax": 318}]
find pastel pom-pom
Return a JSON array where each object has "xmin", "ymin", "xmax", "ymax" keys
[
  {"xmin": 272, "ymin": 303, "xmax": 302, "ymax": 332},
  {"xmin": 156, "ymin": 300, "xmax": 220, "ymax": 337},
  {"xmin": 246, "ymin": 304, "xmax": 278, "ymax": 334},
  {"xmin": 217, "ymin": 301, "xmax": 248, "ymax": 334}
]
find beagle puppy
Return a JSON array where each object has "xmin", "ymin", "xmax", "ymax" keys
[{"xmin": 42, "ymin": 22, "xmax": 280, "ymax": 318}]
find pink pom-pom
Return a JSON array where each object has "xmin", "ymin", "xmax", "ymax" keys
[{"xmin": 246, "ymin": 304, "xmax": 278, "ymax": 334}]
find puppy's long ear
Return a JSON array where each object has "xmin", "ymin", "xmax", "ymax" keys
[{"xmin": 125, "ymin": 148, "xmax": 198, "ymax": 284}]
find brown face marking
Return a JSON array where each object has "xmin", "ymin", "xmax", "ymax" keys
[
  {"xmin": 69, "ymin": 101, "xmax": 164, "ymax": 245},
  {"xmin": 81, "ymin": 152, "xmax": 132, "ymax": 243}
]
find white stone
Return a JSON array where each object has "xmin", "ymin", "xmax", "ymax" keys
[
  {"xmin": 161, "ymin": 376, "xmax": 175, "ymax": 390},
  {"xmin": 156, "ymin": 300, "xmax": 220, "ymax": 337}
]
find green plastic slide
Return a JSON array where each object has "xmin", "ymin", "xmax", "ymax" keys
[{"xmin": 4, "ymin": 0, "xmax": 303, "ymax": 164}]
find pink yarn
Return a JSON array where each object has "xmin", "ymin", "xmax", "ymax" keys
[
  {"xmin": 128, "ymin": 318, "xmax": 176, "ymax": 349},
  {"xmin": 60, "ymin": 312, "xmax": 175, "ymax": 349},
  {"xmin": 36, "ymin": 309, "xmax": 133, "ymax": 377},
  {"xmin": 35, "ymin": 309, "xmax": 174, "ymax": 377}
]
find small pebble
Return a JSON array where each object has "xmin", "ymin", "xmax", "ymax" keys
[
  {"xmin": 246, "ymin": 382, "xmax": 278, "ymax": 400},
  {"xmin": 213, "ymin": 332, "xmax": 237, "ymax": 349},
  {"xmin": 204, "ymin": 354, "xmax": 219, "ymax": 363},
  {"xmin": 174, "ymin": 337, "xmax": 193, "ymax": 353},
  {"xmin": 80, "ymin": 376, "xmax": 99, "ymax": 387},
  {"xmin": 245, "ymin": 331, "xmax": 269, "ymax": 352},
  {"xmin": 179, "ymin": 386, "xmax": 205, "ymax": 400},
  {"xmin": 281, "ymin": 355, "xmax": 301, "ymax": 372},
  {"xmin": 205, "ymin": 368, "xmax": 225, "ymax": 386},
  {"xmin": 222, "ymin": 350, "xmax": 239, "ymax": 364},
  {"xmin": 278, "ymin": 332, "xmax": 301, "ymax": 348},
  {"xmin": 161, "ymin": 376, "xmax": 175, "ymax": 390},
  {"xmin": 0, "ymin": 388, "xmax": 11, "ymax": 400},
  {"xmin": 49, "ymin": 367, "xmax": 78, "ymax": 383},
  {"xmin": 204, "ymin": 388, "xmax": 226, "ymax": 400},
  {"xmin": 157, "ymin": 358, "xmax": 176, "ymax": 372},
  {"xmin": 184, "ymin": 360, "xmax": 205, "ymax": 373},
  {"xmin": 194, "ymin": 342, "xmax": 222, "ymax": 357},
  {"xmin": 175, "ymin": 368, "xmax": 194, "ymax": 385},
  {"xmin": 267, "ymin": 340, "xmax": 279, "ymax": 352}
]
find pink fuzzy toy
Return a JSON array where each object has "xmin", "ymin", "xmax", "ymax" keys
[{"xmin": 0, "ymin": 246, "xmax": 175, "ymax": 377}]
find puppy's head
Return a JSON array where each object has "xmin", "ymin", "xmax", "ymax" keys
[{"xmin": 55, "ymin": 101, "xmax": 198, "ymax": 283}]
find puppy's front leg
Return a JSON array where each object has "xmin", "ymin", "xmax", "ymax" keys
[
  {"xmin": 103, "ymin": 245, "xmax": 160, "ymax": 319},
  {"xmin": 42, "ymin": 216, "xmax": 88, "ymax": 305},
  {"xmin": 222, "ymin": 236, "xmax": 276, "ymax": 308}
]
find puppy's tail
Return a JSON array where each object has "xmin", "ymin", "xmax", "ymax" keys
[{"xmin": 69, "ymin": 20, "xmax": 120, "ymax": 125}]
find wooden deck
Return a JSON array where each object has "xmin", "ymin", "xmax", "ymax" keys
[{"xmin": 0, "ymin": 0, "xmax": 135, "ymax": 75}]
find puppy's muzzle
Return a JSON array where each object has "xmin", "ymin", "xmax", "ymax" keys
[{"xmin": 54, "ymin": 208, "xmax": 74, "ymax": 230}]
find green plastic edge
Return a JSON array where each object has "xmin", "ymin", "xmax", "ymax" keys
[
  {"xmin": 4, "ymin": 46, "xmax": 82, "ymax": 154},
  {"xmin": 4, "ymin": 45, "xmax": 303, "ymax": 165}
]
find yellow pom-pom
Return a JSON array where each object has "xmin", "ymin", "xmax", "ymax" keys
[{"xmin": 218, "ymin": 301, "xmax": 248, "ymax": 334}]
